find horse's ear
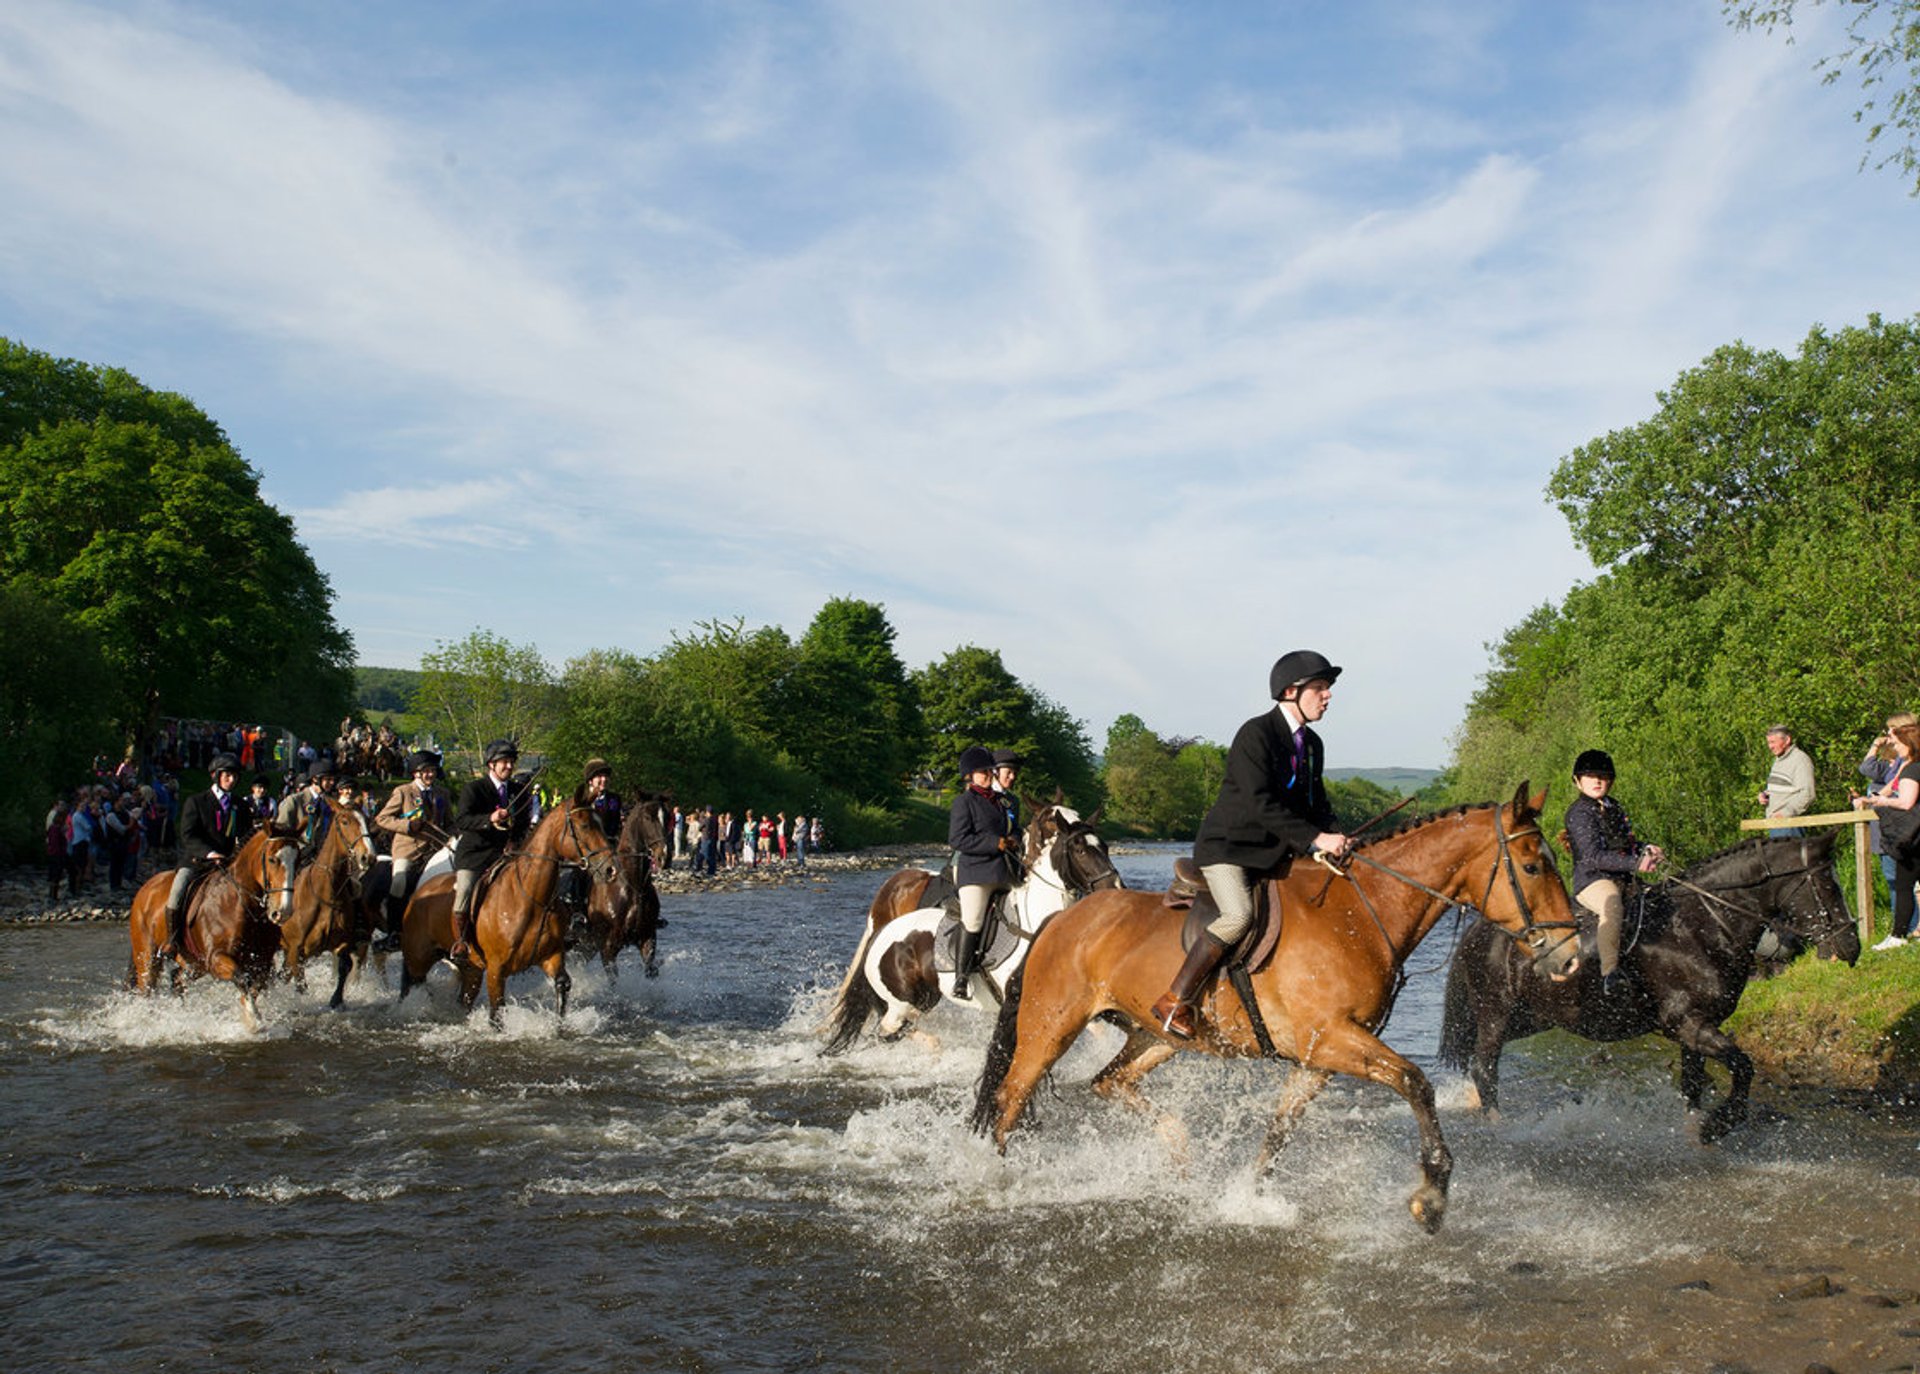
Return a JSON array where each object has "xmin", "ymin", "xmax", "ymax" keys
[
  {"xmin": 1512, "ymin": 780, "xmax": 1539, "ymax": 823},
  {"xmin": 1088, "ymin": 804, "xmax": 1104, "ymax": 826},
  {"xmin": 1053, "ymin": 786, "xmax": 1065, "ymax": 804},
  {"xmin": 1021, "ymin": 791, "xmax": 1041, "ymax": 813}
]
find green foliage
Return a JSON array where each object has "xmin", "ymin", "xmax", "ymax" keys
[
  {"xmin": 0, "ymin": 582, "xmax": 114, "ymax": 854},
  {"xmin": 414, "ymin": 629, "xmax": 558, "ymax": 767},
  {"xmin": 912, "ymin": 645, "xmax": 1101, "ymax": 807},
  {"xmin": 788, "ymin": 598, "xmax": 924, "ymax": 804},
  {"xmin": 1727, "ymin": 0, "xmax": 1920, "ymax": 194},
  {"xmin": 1454, "ymin": 316, "xmax": 1920, "ymax": 864},
  {"xmin": 1099, "ymin": 714, "xmax": 1220, "ymax": 837},
  {"xmin": 0, "ymin": 338, "xmax": 353, "ymax": 752}
]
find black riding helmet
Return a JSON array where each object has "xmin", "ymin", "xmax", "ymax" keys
[
  {"xmin": 1572, "ymin": 748, "xmax": 1616, "ymax": 779},
  {"xmin": 484, "ymin": 739, "xmax": 519, "ymax": 764},
  {"xmin": 1269, "ymin": 649, "xmax": 1342, "ymax": 700},
  {"xmin": 958, "ymin": 745, "xmax": 996, "ymax": 777}
]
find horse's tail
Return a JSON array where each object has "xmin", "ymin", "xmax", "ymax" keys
[
  {"xmin": 820, "ymin": 931, "xmax": 883, "ymax": 1056},
  {"xmin": 1437, "ymin": 947, "xmax": 1478, "ymax": 1071},
  {"xmin": 818, "ymin": 920, "xmax": 884, "ymax": 1049},
  {"xmin": 969, "ymin": 962, "xmax": 1026, "ymax": 1136}
]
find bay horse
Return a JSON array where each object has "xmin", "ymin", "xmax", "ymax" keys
[
  {"xmin": 272, "ymin": 798, "xmax": 379, "ymax": 1010},
  {"xmin": 580, "ymin": 790, "xmax": 670, "ymax": 978},
  {"xmin": 397, "ymin": 795, "xmax": 623, "ymax": 1025},
  {"xmin": 970, "ymin": 784, "xmax": 1579, "ymax": 1233},
  {"xmin": 127, "ymin": 826, "xmax": 284, "ymax": 1031},
  {"xmin": 1438, "ymin": 831, "xmax": 1859, "ymax": 1143},
  {"xmin": 822, "ymin": 804, "xmax": 1123, "ymax": 1052}
]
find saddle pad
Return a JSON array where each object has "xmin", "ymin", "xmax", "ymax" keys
[
  {"xmin": 1179, "ymin": 881, "xmax": 1281, "ymax": 974},
  {"xmin": 932, "ymin": 908, "xmax": 1021, "ymax": 975}
]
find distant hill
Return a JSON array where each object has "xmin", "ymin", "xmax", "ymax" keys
[
  {"xmin": 1325, "ymin": 767, "xmax": 1443, "ymax": 795},
  {"xmin": 355, "ymin": 665, "xmax": 422, "ymax": 715}
]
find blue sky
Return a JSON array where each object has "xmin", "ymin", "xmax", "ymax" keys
[{"xmin": 3, "ymin": 1, "xmax": 1916, "ymax": 769}]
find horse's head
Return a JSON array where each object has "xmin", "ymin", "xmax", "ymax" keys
[
  {"xmin": 1767, "ymin": 831, "xmax": 1859, "ymax": 966},
  {"xmin": 1025, "ymin": 803, "xmax": 1124, "ymax": 896},
  {"xmin": 553, "ymin": 797, "xmax": 623, "ymax": 885},
  {"xmin": 1485, "ymin": 781, "xmax": 1583, "ymax": 980},
  {"xmin": 323, "ymin": 798, "xmax": 378, "ymax": 887}
]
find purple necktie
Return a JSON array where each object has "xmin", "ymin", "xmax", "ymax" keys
[{"xmin": 1292, "ymin": 728, "xmax": 1307, "ymax": 785}]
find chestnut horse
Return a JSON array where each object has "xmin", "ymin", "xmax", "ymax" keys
[
  {"xmin": 821, "ymin": 804, "xmax": 1122, "ymax": 1051},
  {"xmin": 581, "ymin": 790, "xmax": 670, "ymax": 978},
  {"xmin": 1439, "ymin": 831, "xmax": 1859, "ymax": 1143},
  {"xmin": 397, "ymin": 796, "xmax": 623, "ymax": 1024},
  {"xmin": 272, "ymin": 798, "xmax": 379, "ymax": 1010},
  {"xmin": 127, "ymin": 827, "xmax": 285, "ymax": 1031},
  {"xmin": 970, "ymin": 784, "xmax": 1579, "ymax": 1232}
]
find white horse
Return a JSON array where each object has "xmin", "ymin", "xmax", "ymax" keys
[{"xmin": 820, "ymin": 804, "xmax": 1122, "ymax": 1051}]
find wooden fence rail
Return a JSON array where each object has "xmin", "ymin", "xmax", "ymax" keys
[{"xmin": 1738, "ymin": 809, "xmax": 1875, "ymax": 944}]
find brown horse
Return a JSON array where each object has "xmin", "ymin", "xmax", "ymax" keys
[
  {"xmin": 581, "ymin": 790, "xmax": 669, "ymax": 977},
  {"xmin": 127, "ymin": 827, "xmax": 285, "ymax": 1030},
  {"xmin": 397, "ymin": 796, "xmax": 623, "ymax": 1024},
  {"xmin": 970, "ymin": 784, "xmax": 1579, "ymax": 1232},
  {"xmin": 272, "ymin": 798, "xmax": 379, "ymax": 1010}
]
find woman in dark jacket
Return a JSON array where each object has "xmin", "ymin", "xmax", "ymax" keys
[
  {"xmin": 948, "ymin": 745, "xmax": 1020, "ymax": 1000},
  {"xmin": 1563, "ymin": 748, "xmax": 1664, "ymax": 994}
]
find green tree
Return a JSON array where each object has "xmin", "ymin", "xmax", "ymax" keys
[
  {"xmin": 0, "ymin": 339, "xmax": 354, "ymax": 745},
  {"xmin": 1102, "ymin": 713, "xmax": 1213, "ymax": 836},
  {"xmin": 1454, "ymin": 315, "xmax": 1920, "ymax": 863},
  {"xmin": 785, "ymin": 598, "xmax": 923, "ymax": 804},
  {"xmin": 913, "ymin": 646, "xmax": 1101, "ymax": 806},
  {"xmin": 1727, "ymin": 0, "xmax": 1920, "ymax": 193},
  {"xmin": 414, "ymin": 630, "xmax": 558, "ymax": 768},
  {"xmin": 0, "ymin": 582, "xmax": 114, "ymax": 855}
]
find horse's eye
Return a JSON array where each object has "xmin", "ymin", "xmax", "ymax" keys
[{"xmin": 1523, "ymin": 863, "xmax": 1540, "ymax": 875}]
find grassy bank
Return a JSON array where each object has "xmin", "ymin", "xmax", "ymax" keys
[{"xmin": 1727, "ymin": 945, "xmax": 1920, "ymax": 1095}]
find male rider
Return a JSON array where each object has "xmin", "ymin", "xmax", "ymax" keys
[
  {"xmin": 161, "ymin": 752, "xmax": 254, "ymax": 957},
  {"xmin": 450, "ymin": 740, "xmax": 532, "ymax": 968},
  {"xmin": 1152, "ymin": 650, "xmax": 1354, "ymax": 1039},
  {"xmin": 374, "ymin": 750, "xmax": 450, "ymax": 949},
  {"xmin": 271, "ymin": 759, "xmax": 338, "ymax": 921}
]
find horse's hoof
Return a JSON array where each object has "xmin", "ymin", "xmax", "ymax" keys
[{"xmin": 1408, "ymin": 1186, "xmax": 1447, "ymax": 1233}]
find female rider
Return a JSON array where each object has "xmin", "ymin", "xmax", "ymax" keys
[
  {"xmin": 948, "ymin": 744, "xmax": 1020, "ymax": 1001},
  {"xmin": 1563, "ymin": 749, "xmax": 1664, "ymax": 995}
]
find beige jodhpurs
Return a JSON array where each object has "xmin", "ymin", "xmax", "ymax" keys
[
  {"xmin": 1200, "ymin": 864, "xmax": 1257, "ymax": 945},
  {"xmin": 1576, "ymin": 878, "xmax": 1624, "ymax": 977},
  {"xmin": 958, "ymin": 883, "xmax": 1007, "ymax": 933}
]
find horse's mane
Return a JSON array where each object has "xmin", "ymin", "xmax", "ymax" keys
[
  {"xmin": 1675, "ymin": 831, "xmax": 1824, "ymax": 882},
  {"xmin": 1355, "ymin": 800, "xmax": 1501, "ymax": 850}
]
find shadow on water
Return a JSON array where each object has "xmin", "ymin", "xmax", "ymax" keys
[{"xmin": 1, "ymin": 844, "xmax": 1916, "ymax": 1373}]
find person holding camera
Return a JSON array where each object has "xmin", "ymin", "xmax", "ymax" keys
[{"xmin": 1852, "ymin": 718, "xmax": 1920, "ymax": 951}]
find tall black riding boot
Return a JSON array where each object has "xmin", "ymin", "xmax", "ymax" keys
[
  {"xmin": 1150, "ymin": 933, "xmax": 1228, "ymax": 1039},
  {"xmin": 162, "ymin": 900, "xmax": 186, "ymax": 958},
  {"xmin": 951, "ymin": 927, "xmax": 982, "ymax": 1000}
]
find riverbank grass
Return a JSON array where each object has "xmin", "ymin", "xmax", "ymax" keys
[{"xmin": 1727, "ymin": 947, "xmax": 1920, "ymax": 1093}]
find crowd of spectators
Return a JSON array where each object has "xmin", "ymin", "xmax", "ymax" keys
[{"xmin": 671, "ymin": 807, "xmax": 822, "ymax": 878}]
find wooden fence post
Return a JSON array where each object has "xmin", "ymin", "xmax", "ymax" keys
[{"xmin": 1738, "ymin": 810, "xmax": 1875, "ymax": 945}]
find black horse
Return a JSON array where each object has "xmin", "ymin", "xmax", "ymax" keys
[
  {"xmin": 1439, "ymin": 832, "xmax": 1860, "ymax": 1143},
  {"xmin": 582, "ymin": 789, "xmax": 670, "ymax": 978}
]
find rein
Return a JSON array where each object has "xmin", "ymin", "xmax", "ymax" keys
[
  {"xmin": 998, "ymin": 820, "xmax": 1118, "ymax": 939},
  {"xmin": 1649, "ymin": 849, "xmax": 1845, "ymax": 943}
]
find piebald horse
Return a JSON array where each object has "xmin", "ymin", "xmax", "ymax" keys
[
  {"xmin": 821, "ymin": 804, "xmax": 1123, "ymax": 1052},
  {"xmin": 397, "ymin": 795, "xmax": 624, "ymax": 1025},
  {"xmin": 971, "ymin": 784, "xmax": 1579, "ymax": 1232},
  {"xmin": 127, "ymin": 826, "xmax": 284, "ymax": 1031},
  {"xmin": 270, "ymin": 797, "xmax": 379, "ymax": 1010}
]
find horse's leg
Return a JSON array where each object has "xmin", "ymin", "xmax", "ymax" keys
[
  {"xmin": 328, "ymin": 951, "xmax": 352, "ymax": 1010},
  {"xmin": 991, "ymin": 994, "xmax": 1099, "ymax": 1153},
  {"xmin": 1302, "ymin": 1021, "xmax": 1453, "ymax": 1233},
  {"xmin": 238, "ymin": 987, "xmax": 262, "ymax": 1033},
  {"xmin": 1671, "ymin": 1021, "xmax": 1753, "ymax": 1144},
  {"xmin": 1254, "ymin": 1065, "xmax": 1334, "ymax": 1176},
  {"xmin": 1090, "ymin": 1031, "xmax": 1187, "ymax": 1159},
  {"xmin": 1467, "ymin": 1002, "xmax": 1514, "ymax": 1121},
  {"xmin": 485, "ymin": 964, "xmax": 508, "ymax": 1029},
  {"xmin": 543, "ymin": 952, "xmax": 570, "ymax": 1019}
]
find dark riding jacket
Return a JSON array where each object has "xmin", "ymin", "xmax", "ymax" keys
[
  {"xmin": 452, "ymin": 774, "xmax": 532, "ymax": 873},
  {"xmin": 1192, "ymin": 707, "xmax": 1332, "ymax": 873},
  {"xmin": 179, "ymin": 787, "xmax": 254, "ymax": 862},
  {"xmin": 950, "ymin": 785, "xmax": 1018, "ymax": 887},
  {"xmin": 1565, "ymin": 794, "xmax": 1645, "ymax": 893}
]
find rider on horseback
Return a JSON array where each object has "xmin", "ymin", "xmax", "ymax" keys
[
  {"xmin": 1564, "ymin": 748, "xmax": 1664, "ymax": 996},
  {"xmin": 559, "ymin": 758, "xmax": 620, "ymax": 937},
  {"xmin": 991, "ymin": 749, "xmax": 1024, "ymax": 840},
  {"xmin": 450, "ymin": 739, "xmax": 532, "ymax": 969},
  {"xmin": 1151, "ymin": 650, "xmax": 1354, "ymax": 1039},
  {"xmin": 949, "ymin": 745, "xmax": 1021, "ymax": 1001},
  {"xmin": 161, "ymin": 752, "xmax": 254, "ymax": 958},
  {"xmin": 270, "ymin": 758, "xmax": 338, "ymax": 921},
  {"xmin": 374, "ymin": 749, "xmax": 450, "ymax": 949}
]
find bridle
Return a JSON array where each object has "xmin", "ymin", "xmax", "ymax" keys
[
  {"xmin": 1654, "ymin": 844, "xmax": 1851, "ymax": 946},
  {"xmin": 1336, "ymin": 808, "xmax": 1579, "ymax": 966},
  {"xmin": 1001, "ymin": 814, "xmax": 1122, "ymax": 937}
]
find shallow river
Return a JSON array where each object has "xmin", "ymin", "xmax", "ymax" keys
[{"xmin": 2, "ymin": 845, "xmax": 1916, "ymax": 1374}]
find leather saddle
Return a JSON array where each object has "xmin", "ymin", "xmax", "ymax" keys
[{"xmin": 1163, "ymin": 857, "xmax": 1283, "ymax": 973}]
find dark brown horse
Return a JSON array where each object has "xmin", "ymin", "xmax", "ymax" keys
[
  {"xmin": 397, "ymin": 795, "xmax": 623, "ymax": 1024},
  {"xmin": 1439, "ymin": 831, "xmax": 1859, "ymax": 1143},
  {"xmin": 970, "ymin": 784, "xmax": 1579, "ymax": 1232},
  {"xmin": 127, "ymin": 827, "xmax": 285, "ymax": 1030},
  {"xmin": 272, "ymin": 798, "xmax": 379, "ymax": 1010},
  {"xmin": 581, "ymin": 790, "xmax": 670, "ymax": 977}
]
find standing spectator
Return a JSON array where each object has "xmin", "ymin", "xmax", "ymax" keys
[
  {"xmin": 671, "ymin": 805, "xmax": 687, "ymax": 862},
  {"xmin": 67, "ymin": 791, "xmax": 97, "ymax": 891},
  {"xmin": 1757, "ymin": 724, "xmax": 1816, "ymax": 837},
  {"xmin": 759, "ymin": 811, "xmax": 776, "ymax": 864},
  {"xmin": 1856, "ymin": 720, "xmax": 1920, "ymax": 951},
  {"xmin": 809, "ymin": 815, "xmax": 824, "ymax": 853},
  {"xmin": 686, "ymin": 808, "xmax": 705, "ymax": 875},
  {"xmin": 1859, "ymin": 713, "xmax": 1917, "ymax": 896},
  {"xmin": 45, "ymin": 795, "xmax": 72, "ymax": 901},
  {"xmin": 101, "ymin": 798, "xmax": 131, "ymax": 892},
  {"xmin": 742, "ymin": 809, "xmax": 758, "ymax": 867},
  {"xmin": 776, "ymin": 811, "xmax": 790, "ymax": 862}
]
